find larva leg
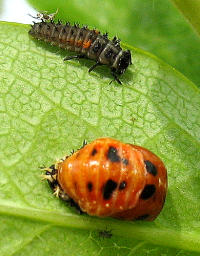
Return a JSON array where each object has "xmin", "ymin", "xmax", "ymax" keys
[
  {"xmin": 109, "ymin": 72, "xmax": 122, "ymax": 85},
  {"xmin": 88, "ymin": 62, "xmax": 101, "ymax": 73}
]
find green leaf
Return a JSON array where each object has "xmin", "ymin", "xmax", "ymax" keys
[
  {"xmin": 27, "ymin": 0, "xmax": 200, "ymax": 87},
  {"xmin": 0, "ymin": 21, "xmax": 200, "ymax": 256},
  {"xmin": 171, "ymin": 0, "xmax": 200, "ymax": 37}
]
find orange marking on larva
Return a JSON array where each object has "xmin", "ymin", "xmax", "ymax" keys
[
  {"xmin": 76, "ymin": 39, "xmax": 83, "ymax": 47},
  {"xmin": 83, "ymin": 40, "xmax": 92, "ymax": 49}
]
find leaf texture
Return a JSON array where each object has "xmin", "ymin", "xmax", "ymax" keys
[{"xmin": 0, "ymin": 22, "xmax": 200, "ymax": 256}]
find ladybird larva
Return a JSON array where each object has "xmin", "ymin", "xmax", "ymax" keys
[{"xmin": 29, "ymin": 11, "xmax": 132, "ymax": 84}]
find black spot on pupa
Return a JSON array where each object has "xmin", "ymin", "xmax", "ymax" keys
[
  {"xmin": 122, "ymin": 158, "xmax": 129, "ymax": 165},
  {"xmin": 91, "ymin": 148, "xmax": 97, "ymax": 156},
  {"xmin": 140, "ymin": 184, "xmax": 156, "ymax": 200},
  {"xmin": 87, "ymin": 182, "xmax": 93, "ymax": 192},
  {"xmin": 145, "ymin": 160, "xmax": 157, "ymax": 176},
  {"xmin": 136, "ymin": 214, "xmax": 150, "ymax": 220},
  {"xmin": 103, "ymin": 179, "xmax": 117, "ymax": 200},
  {"xmin": 119, "ymin": 181, "xmax": 127, "ymax": 190},
  {"xmin": 107, "ymin": 147, "xmax": 121, "ymax": 162}
]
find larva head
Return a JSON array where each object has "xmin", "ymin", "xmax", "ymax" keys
[{"xmin": 114, "ymin": 50, "xmax": 132, "ymax": 75}]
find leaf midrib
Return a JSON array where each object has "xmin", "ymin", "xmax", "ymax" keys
[{"xmin": 0, "ymin": 201, "xmax": 200, "ymax": 253}]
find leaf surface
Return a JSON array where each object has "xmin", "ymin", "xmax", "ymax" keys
[
  {"xmin": 171, "ymin": 0, "xmax": 200, "ymax": 37},
  {"xmin": 0, "ymin": 21, "xmax": 200, "ymax": 256}
]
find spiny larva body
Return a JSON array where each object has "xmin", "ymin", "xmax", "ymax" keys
[{"xmin": 29, "ymin": 11, "xmax": 132, "ymax": 84}]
